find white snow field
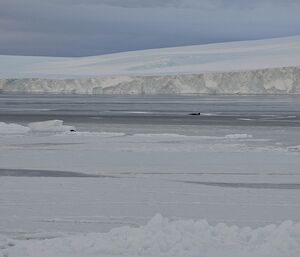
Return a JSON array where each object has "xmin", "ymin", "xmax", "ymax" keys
[
  {"xmin": 1, "ymin": 36, "xmax": 300, "ymax": 94},
  {"xmin": 1, "ymin": 117, "xmax": 300, "ymax": 256}
]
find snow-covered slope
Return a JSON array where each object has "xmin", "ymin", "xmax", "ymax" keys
[
  {"xmin": 1, "ymin": 36, "xmax": 300, "ymax": 79},
  {"xmin": 1, "ymin": 36, "xmax": 300, "ymax": 94}
]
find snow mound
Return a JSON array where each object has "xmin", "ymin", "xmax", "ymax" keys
[
  {"xmin": 28, "ymin": 120, "xmax": 75, "ymax": 133},
  {"xmin": 0, "ymin": 120, "xmax": 75, "ymax": 135},
  {"xmin": 3, "ymin": 215, "xmax": 300, "ymax": 257},
  {"xmin": 0, "ymin": 122, "xmax": 30, "ymax": 134}
]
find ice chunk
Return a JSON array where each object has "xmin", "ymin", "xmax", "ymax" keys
[
  {"xmin": 28, "ymin": 120, "xmax": 75, "ymax": 133},
  {"xmin": 225, "ymin": 134, "xmax": 253, "ymax": 139},
  {"xmin": 0, "ymin": 122, "xmax": 30, "ymax": 134},
  {"xmin": 0, "ymin": 120, "xmax": 76, "ymax": 135}
]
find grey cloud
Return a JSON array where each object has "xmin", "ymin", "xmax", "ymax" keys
[
  {"xmin": 0, "ymin": 0, "xmax": 299, "ymax": 56},
  {"xmin": 50, "ymin": 0, "xmax": 300, "ymax": 8},
  {"xmin": 14, "ymin": 0, "xmax": 298, "ymax": 9}
]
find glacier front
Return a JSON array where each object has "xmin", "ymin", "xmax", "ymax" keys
[
  {"xmin": 0, "ymin": 67, "xmax": 299, "ymax": 95},
  {"xmin": 1, "ymin": 36, "xmax": 300, "ymax": 95}
]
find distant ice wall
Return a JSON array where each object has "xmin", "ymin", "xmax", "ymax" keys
[{"xmin": 0, "ymin": 67, "xmax": 299, "ymax": 95}]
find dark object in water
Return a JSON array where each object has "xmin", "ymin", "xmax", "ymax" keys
[
  {"xmin": 70, "ymin": 129, "xmax": 76, "ymax": 132},
  {"xmin": 189, "ymin": 112, "xmax": 201, "ymax": 116}
]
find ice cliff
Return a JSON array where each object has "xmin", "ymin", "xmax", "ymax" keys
[
  {"xmin": 1, "ymin": 36, "xmax": 300, "ymax": 94},
  {"xmin": 0, "ymin": 66, "xmax": 299, "ymax": 95}
]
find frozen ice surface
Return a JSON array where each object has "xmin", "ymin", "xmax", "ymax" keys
[
  {"xmin": 1, "ymin": 95, "xmax": 300, "ymax": 256},
  {"xmin": 1, "ymin": 122, "xmax": 300, "ymax": 236}
]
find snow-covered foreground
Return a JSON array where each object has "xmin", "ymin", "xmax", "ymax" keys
[
  {"xmin": 0, "ymin": 115, "xmax": 300, "ymax": 256},
  {"xmin": 1, "ymin": 36, "xmax": 300, "ymax": 94},
  {"xmin": 1, "ymin": 214, "xmax": 300, "ymax": 257}
]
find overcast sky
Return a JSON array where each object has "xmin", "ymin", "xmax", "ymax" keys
[{"xmin": 1, "ymin": 0, "xmax": 300, "ymax": 57}]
